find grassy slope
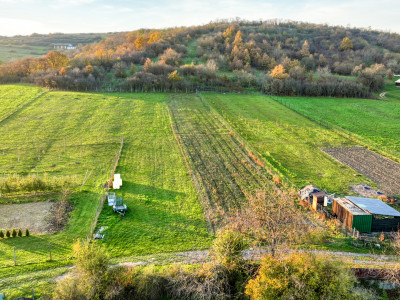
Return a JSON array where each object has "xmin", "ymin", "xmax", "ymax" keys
[
  {"xmin": 97, "ymin": 93, "xmax": 212, "ymax": 257},
  {"xmin": 0, "ymin": 45, "xmax": 49, "ymax": 63},
  {"xmin": 204, "ymin": 94, "xmax": 371, "ymax": 193},
  {"xmin": 274, "ymin": 82, "xmax": 400, "ymax": 162}
]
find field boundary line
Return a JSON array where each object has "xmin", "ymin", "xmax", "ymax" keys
[
  {"xmin": 0, "ymin": 89, "xmax": 47, "ymax": 127},
  {"xmin": 271, "ymin": 96, "xmax": 400, "ymax": 165},
  {"xmin": 90, "ymin": 136, "xmax": 124, "ymax": 239},
  {"xmin": 165, "ymin": 99, "xmax": 216, "ymax": 235}
]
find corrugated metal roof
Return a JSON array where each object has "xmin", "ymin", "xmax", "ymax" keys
[
  {"xmin": 346, "ymin": 196, "xmax": 400, "ymax": 217},
  {"xmin": 334, "ymin": 198, "xmax": 370, "ymax": 216}
]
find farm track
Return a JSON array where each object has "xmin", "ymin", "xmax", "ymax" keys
[
  {"xmin": 167, "ymin": 94, "xmax": 270, "ymax": 227},
  {"xmin": 323, "ymin": 146, "xmax": 400, "ymax": 195}
]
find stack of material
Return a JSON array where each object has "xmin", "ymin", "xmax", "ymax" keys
[
  {"xmin": 108, "ymin": 192, "xmax": 116, "ymax": 206},
  {"xmin": 113, "ymin": 174, "xmax": 123, "ymax": 189}
]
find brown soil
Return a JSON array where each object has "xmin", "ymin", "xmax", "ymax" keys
[
  {"xmin": 323, "ymin": 146, "xmax": 400, "ymax": 196},
  {"xmin": 0, "ymin": 201, "xmax": 55, "ymax": 233}
]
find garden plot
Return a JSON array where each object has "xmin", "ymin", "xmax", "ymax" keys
[
  {"xmin": 0, "ymin": 201, "xmax": 54, "ymax": 233},
  {"xmin": 322, "ymin": 146, "xmax": 400, "ymax": 195},
  {"xmin": 167, "ymin": 94, "xmax": 271, "ymax": 228}
]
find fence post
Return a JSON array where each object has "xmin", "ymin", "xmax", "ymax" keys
[
  {"xmin": 49, "ymin": 243, "xmax": 52, "ymax": 261},
  {"xmin": 32, "ymin": 288, "xmax": 35, "ymax": 300},
  {"xmin": 14, "ymin": 246, "xmax": 16, "ymax": 266}
]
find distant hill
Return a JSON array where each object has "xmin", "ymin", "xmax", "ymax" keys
[
  {"xmin": 1, "ymin": 20, "xmax": 399, "ymax": 97},
  {"xmin": 0, "ymin": 32, "xmax": 109, "ymax": 62}
]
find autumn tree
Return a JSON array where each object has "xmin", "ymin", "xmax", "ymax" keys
[
  {"xmin": 270, "ymin": 64, "xmax": 288, "ymax": 79},
  {"xmin": 168, "ymin": 70, "xmax": 182, "ymax": 82},
  {"xmin": 300, "ymin": 40, "xmax": 310, "ymax": 57},
  {"xmin": 134, "ymin": 35, "xmax": 146, "ymax": 50},
  {"xmin": 46, "ymin": 51, "xmax": 70, "ymax": 70},
  {"xmin": 223, "ymin": 25, "xmax": 236, "ymax": 42},
  {"xmin": 245, "ymin": 252, "xmax": 365, "ymax": 300},
  {"xmin": 340, "ymin": 37, "xmax": 354, "ymax": 51},
  {"xmin": 84, "ymin": 64, "xmax": 93, "ymax": 75},
  {"xmin": 233, "ymin": 30, "xmax": 243, "ymax": 47},
  {"xmin": 59, "ymin": 67, "xmax": 67, "ymax": 76},
  {"xmin": 161, "ymin": 48, "xmax": 182, "ymax": 66},
  {"xmin": 148, "ymin": 31, "xmax": 162, "ymax": 43},
  {"xmin": 143, "ymin": 58, "xmax": 153, "ymax": 72}
]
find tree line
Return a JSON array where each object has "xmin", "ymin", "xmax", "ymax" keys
[{"xmin": 1, "ymin": 19, "xmax": 399, "ymax": 97}]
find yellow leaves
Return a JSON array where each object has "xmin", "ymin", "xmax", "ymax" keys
[
  {"xmin": 134, "ymin": 35, "xmax": 147, "ymax": 50},
  {"xmin": 340, "ymin": 37, "xmax": 353, "ymax": 51},
  {"xmin": 270, "ymin": 64, "xmax": 289, "ymax": 79},
  {"xmin": 233, "ymin": 30, "xmax": 243, "ymax": 47},
  {"xmin": 168, "ymin": 70, "xmax": 181, "ymax": 82},
  {"xmin": 59, "ymin": 67, "xmax": 67, "ymax": 76},
  {"xmin": 148, "ymin": 31, "xmax": 162, "ymax": 44}
]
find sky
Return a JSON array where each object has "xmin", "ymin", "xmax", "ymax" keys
[{"xmin": 0, "ymin": 0, "xmax": 398, "ymax": 36}]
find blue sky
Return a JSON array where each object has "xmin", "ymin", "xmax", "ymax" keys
[{"xmin": 0, "ymin": 0, "xmax": 398, "ymax": 36}]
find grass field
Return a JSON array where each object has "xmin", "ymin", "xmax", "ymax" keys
[
  {"xmin": 0, "ymin": 87, "xmax": 211, "ymax": 297},
  {"xmin": 203, "ymin": 93, "xmax": 370, "ymax": 193},
  {"xmin": 0, "ymin": 45, "xmax": 49, "ymax": 63},
  {"xmin": 274, "ymin": 82, "xmax": 400, "ymax": 162},
  {"xmin": 96, "ymin": 93, "xmax": 212, "ymax": 257}
]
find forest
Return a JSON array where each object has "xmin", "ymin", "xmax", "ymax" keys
[{"xmin": 0, "ymin": 19, "xmax": 399, "ymax": 97}]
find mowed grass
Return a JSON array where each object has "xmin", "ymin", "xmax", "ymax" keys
[
  {"xmin": 203, "ymin": 93, "xmax": 370, "ymax": 193},
  {"xmin": 274, "ymin": 82, "xmax": 400, "ymax": 161},
  {"xmin": 97, "ymin": 93, "xmax": 212, "ymax": 257},
  {"xmin": 0, "ymin": 84, "xmax": 44, "ymax": 122},
  {"xmin": 0, "ymin": 87, "xmax": 210, "ymax": 294}
]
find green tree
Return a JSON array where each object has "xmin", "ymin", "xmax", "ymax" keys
[
  {"xmin": 12, "ymin": 229, "xmax": 17, "ymax": 238},
  {"xmin": 25, "ymin": 228, "xmax": 30, "ymax": 237},
  {"xmin": 0, "ymin": 230, "xmax": 4, "ymax": 238},
  {"xmin": 6, "ymin": 230, "xmax": 10, "ymax": 238},
  {"xmin": 246, "ymin": 252, "xmax": 362, "ymax": 300},
  {"xmin": 340, "ymin": 37, "xmax": 354, "ymax": 51},
  {"xmin": 17, "ymin": 229, "xmax": 22, "ymax": 237}
]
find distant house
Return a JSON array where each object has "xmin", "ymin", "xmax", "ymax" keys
[
  {"xmin": 54, "ymin": 43, "xmax": 76, "ymax": 50},
  {"xmin": 396, "ymin": 79, "xmax": 400, "ymax": 87},
  {"xmin": 333, "ymin": 196, "xmax": 400, "ymax": 232}
]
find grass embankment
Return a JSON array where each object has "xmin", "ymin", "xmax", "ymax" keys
[
  {"xmin": 273, "ymin": 81, "xmax": 400, "ymax": 162},
  {"xmin": 203, "ymin": 93, "xmax": 371, "ymax": 193}
]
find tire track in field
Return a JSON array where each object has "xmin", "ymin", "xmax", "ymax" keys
[{"xmin": 167, "ymin": 94, "xmax": 271, "ymax": 228}]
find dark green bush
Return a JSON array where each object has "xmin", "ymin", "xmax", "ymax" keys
[
  {"xmin": 25, "ymin": 228, "xmax": 30, "ymax": 237},
  {"xmin": 12, "ymin": 229, "xmax": 17, "ymax": 238},
  {"xmin": 6, "ymin": 230, "xmax": 10, "ymax": 238},
  {"xmin": 0, "ymin": 230, "xmax": 4, "ymax": 238},
  {"xmin": 18, "ymin": 229, "xmax": 22, "ymax": 237}
]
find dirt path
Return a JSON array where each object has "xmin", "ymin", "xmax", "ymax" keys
[{"xmin": 115, "ymin": 247, "xmax": 398, "ymax": 268}]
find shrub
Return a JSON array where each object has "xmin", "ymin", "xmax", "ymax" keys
[
  {"xmin": 6, "ymin": 230, "xmax": 10, "ymax": 238},
  {"xmin": 12, "ymin": 229, "xmax": 17, "ymax": 238},
  {"xmin": 210, "ymin": 229, "xmax": 246, "ymax": 269},
  {"xmin": 18, "ymin": 229, "xmax": 22, "ymax": 237},
  {"xmin": 245, "ymin": 252, "xmax": 363, "ymax": 300},
  {"xmin": 0, "ymin": 230, "xmax": 4, "ymax": 238},
  {"xmin": 25, "ymin": 228, "xmax": 30, "ymax": 237}
]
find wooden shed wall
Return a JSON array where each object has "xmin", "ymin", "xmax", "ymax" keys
[{"xmin": 332, "ymin": 199, "xmax": 353, "ymax": 229}]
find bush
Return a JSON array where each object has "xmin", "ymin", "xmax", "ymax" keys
[
  {"xmin": 210, "ymin": 229, "xmax": 246, "ymax": 269},
  {"xmin": 0, "ymin": 230, "xmax": 4, "ymax": 238},
  {"xmin": 245, "ymin": 252, "xmax": 367, "ymax": 300},
  {"xmin": 6, "ymin": 230, "xmax": 10, "ymax": 238},
  {"xmin": 12, "ymin": 229, "xmax": 17, "ymax": 238},
  {"xmin": 25, "ymin": 228, "xmax": 30, "ymax": 237},
  {"xmin": 18, "ymin": 229, "xmax": 22, "ymax": 237}
]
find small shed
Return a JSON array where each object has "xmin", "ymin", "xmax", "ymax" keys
[
  {"xmin": 300, "ymin": 185, "xmax": 321, "ymax": 202},
  {"xmin": 312, "ymin": 191, "xmax": 328, "ymax": 210},
  {"xmin": 332, "ymin": 198, "xmax": 372, "ymax": 232},
  {"xmin": 346, "ymin": 196, "xmax": 400, "ymax": 232},
  {"xmin": 396, "ymin": 79, "xmax": 400, "ymax": 87}
]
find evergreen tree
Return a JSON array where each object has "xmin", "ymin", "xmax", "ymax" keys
[
  {"xmin": 25, "ymin": 228, "xmax": 30, "ymax": 237},
  {"xmin": 18, "ymin": 229, "xmax": 22, "ymax": 237},
  {"xmin": 6, "ymin": 230, "xmax": 10, "ymax": 238},
  {"xmin": 12, "ymin": 229, "xmax": 17, "ymax": 238},
  {"xmin": 0, "ymin": 230, "xmax": 4, "ymax": 238}
]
